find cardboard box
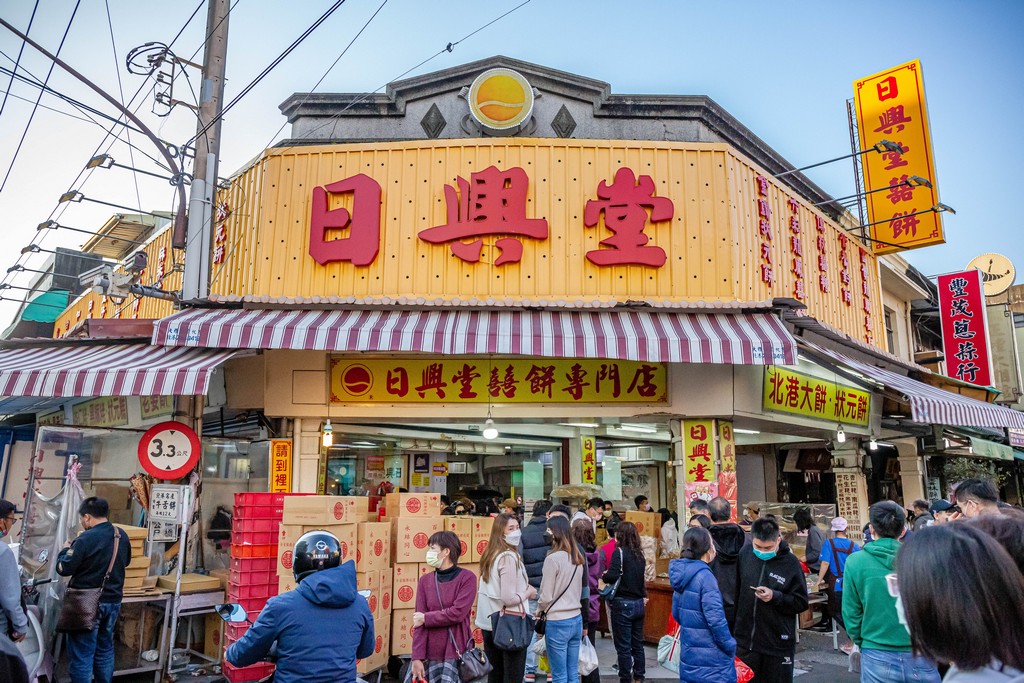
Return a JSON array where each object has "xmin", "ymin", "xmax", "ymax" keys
[
  {"xmin": 624, "ymin": 511, "xmax": 661, "ymax": 538},
  {"xmin": 356, "ymin": 522, "xmax": 391, "ymax": 572},
  {"xmin": 470, "ymin": 526, "xmax": 490, "ymax": 563},
  {"xmin": 391, "ymin": 518, "xmax": 442, "ymax": 563},
  {"xmin": 356, "ymin": 570, "xmax": 379, "ymax": 592},
  {"xmin": 157, "ymin": 573, "xmax": 221, "ymax": 593},
  {"xmin": 379, "ymin": 568, "xmax": 393, "ymax": 614},
  {"xmin": 277, "ymin": 523, "xmax": 357, "ymax": 576},
  {"xmin": 392, "ymin": 563, "xmax": 420, "ymax": 610},
  {"xmin": 114, "ymin": 524, "xmax": 149, "ymax": 540},
  {"xmin": 357, "ymin": 615, "xmax": 390, "ymax": 674},
  {"xmin": 384, "ymin": 493, "xmax": 441, "ymax": 518},
  {"xmin": 278, "ymin": 574, "xmax": 297, "ymax": 594},
  {"xmin": 470, "ymin": 605, "xmax": 483, "ymax": 650},
  {"xmin": 417, "ymin": 564, "xmax": 432, "ymax": 579},
  {"xmin": 283, "ymin": 496, "xmax": 368, "ymax": 525},
  {"xmin": 204, "ymin": 613, "xmax": 223, "ymax": 659},
  {"xmin": 445, "ymin": 517, "xmax": 473, "ymax": 559},
  {"xmin": 391, "ymin": 609, "xmax": 415, "ymax": 656}
]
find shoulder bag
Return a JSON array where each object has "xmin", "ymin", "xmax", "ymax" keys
[
  {"xmin": 488, "ymin": 552, "xmax": 535, "ymax": 651},
  {"xmin": 534, "ymin": 563, "xmax": 579, "ymax": 636},
  {"xmin": 434, "ymin": 574, "xmax": 493, "ymax": 683},
  {"xmin": 56, "ymin": 528, "xmax": 120, "ymax": 633},
  {"xmin": 599, "ymin": 548, "xmax": 624, "ymax": 601}
]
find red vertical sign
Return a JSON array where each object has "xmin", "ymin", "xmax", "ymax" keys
[{"xmin": 937, "ymin": 270, "xmax": 992, "ymax": 387}]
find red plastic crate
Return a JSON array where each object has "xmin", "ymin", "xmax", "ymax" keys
[
  {"xmin": 224, "ymin": 661, "xmax": 275, "ymax": 683},
  {"xmin": 226, "ymin": 622, "xmax": 249, "ymax": 641},
  {"xmin": 233, "ymin": 596, "xmax": 271, "ymax": 612},
  {"xmin": 230, "ymin": 544, "xmax": 276, "ymax": 559},
  {"xmin": 232, "ymin": 517, "xmax": 278, "ymax": 533},
  {"xmin": 229, "ymin": 556, "xmax": 275, "ymax": 574},
  {"xmin": 228, "ymin": 581, "xmax": 277, "ymax": 601},
  {"xmin": 229, "ymin": 568, "xmax": 275, "ymax": 586},
  {"xmin": 233, "ymin": 492, "xmax": 310, "ymax": 520},
  {"xmin": 231, "ymin": 529, "xmax": 278, "ymax": 546}
]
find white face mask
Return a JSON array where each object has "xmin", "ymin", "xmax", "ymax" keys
[
  {"xmin": 425, "ymin": 549, "xmax": 443, "ymax": 568},
  {"xmin": 505, "ymin": 530, "xmax": 522, "ymax": 546}
]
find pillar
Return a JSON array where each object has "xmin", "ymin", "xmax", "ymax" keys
[
  {"xmin": 832, "ymin": 463, "xmax": 871, "ymax": 543},
  {"xmin": 669, "ymin": 419, "xmax": 687, "ymax": 516},
  {"xmin": 894, "ymin": 438, "xmax": 926, "ymax": 508},
  {"xmin": 296, "ymin": 418, "xmax": 323, "ymax": 492},
  {"xmin": 567, "ymin": 435, "xmax": 583, "ymax": 485}
]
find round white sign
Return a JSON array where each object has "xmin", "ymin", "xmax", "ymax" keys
[{"xmin": 137, "ymin": 421, "xmax": 201, "ymax": 480}]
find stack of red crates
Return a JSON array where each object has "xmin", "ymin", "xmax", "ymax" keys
[{"xmin": 223, "ymin": 492, "xmax": 295, "ymax": 682}]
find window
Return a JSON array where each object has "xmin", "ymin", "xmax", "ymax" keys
[{"xmin": 884, "ymin": 307, "xmax": 896, "ymax": 354}]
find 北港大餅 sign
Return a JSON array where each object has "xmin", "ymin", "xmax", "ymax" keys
[
  {"xmin": 763, "ymin": 366, "xmax": 871, "ymax": 427},
  {"xmin": 329, "ymin": 357, "xmax": 667, "ymax": 404},
  {"xmin": 937, "ymin": 270, "xmax": 993, "ymax": 387}
]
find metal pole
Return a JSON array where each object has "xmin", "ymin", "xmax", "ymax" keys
[{"xmin": 181, "ymin": 0, "xmax": 230, "ymax": 295}]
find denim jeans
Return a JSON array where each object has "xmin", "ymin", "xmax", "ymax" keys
[
  {"xmin": 610, "ymin": 598, "xmax": 645, "ymax": 683},
  {"xmin": 543, "ymin": 614, "xmax": 581, "ymax": 683},
  {"xmin": 524, "ymin": 598, "xmax": 540, "ymax": 676},
  {"xmin": 860, "ymin": 649, "xmax": 941, "ymax": 683},
  {"xmin": 66, "ymin": 602, "xmax": 121, "ymax": 683}
]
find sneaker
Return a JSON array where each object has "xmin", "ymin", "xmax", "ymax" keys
[{"xmin": 525, "ymin": 675, "xmax": 535, "ymax": 683}]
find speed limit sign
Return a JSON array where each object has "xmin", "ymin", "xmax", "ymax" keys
[{"xmin": 137, "ymin": 421, "xmax": 201, "ymax": 480}]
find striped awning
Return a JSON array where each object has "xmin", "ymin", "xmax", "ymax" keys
[
  {"xmin": 0, "ymin": 344, "xmax": 237, "ymax": 397},
  {"xmin": 803, "ymin": 342, "xmax": 1024, "ymax": 429},
  {"xmin": 152, "ymin": 308, "xmax": 798, "ymax": 365}
]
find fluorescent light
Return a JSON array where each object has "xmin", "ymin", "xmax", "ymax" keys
[
  {"xmin": 321, "ymin": 419, "xmax": 333, "ymax": 447},
  {"xmin": 617, "ymin": 424, "xmax": 658, "ymax": 434},
  {"xmin": 734, "ymin": 428, "xmax": 761, "ymax": 435},
  {"xmin": 560, "ymin": 422, "xmax": 600, "ymax": 428}
]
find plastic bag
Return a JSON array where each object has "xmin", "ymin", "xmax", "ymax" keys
[
  {"xmin": 578, "ymin": 637, "xmax": 599, "ymax": 676},
  {"xmin": 537, "ymin": 655, "xmax": 550, "ymax": 674},
  {"xmin": 735, "ymin": 657, "xmax": 754, "ymax": 683},
  {"xmin": 530, "ymin": 636, "xmax": 547, "ymax": 657},
  {"xmin": 657, "ymin": 628, "xmax": 681, "ymax": 673}
]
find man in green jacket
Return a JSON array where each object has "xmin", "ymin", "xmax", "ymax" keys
[{"xmin": 842, "ymin": 501, "xmax": 939, "ymax": 683}]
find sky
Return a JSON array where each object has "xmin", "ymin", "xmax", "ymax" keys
[{"xmin": 1, "ymin": 0, "xmax": 1022, "ymax": 330}]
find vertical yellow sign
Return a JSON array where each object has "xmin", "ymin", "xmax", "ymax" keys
[
  {"xmin": 682, "ymin": 419, "xmax": 716, "ymax": 484},
  {"xmin": 270, "ymin": 440, "xmax": 292, "ymax": 493},
  {"xmin": 853, "ymin": 60, "xmax": 944, "ymax": 254},
  {"xmin": 717, "ymin": 421, "xmax": 738, "ymax": 522},
  {"xmin": 581, "ymin": 436, "xmax": 597, "ymax": 484}
]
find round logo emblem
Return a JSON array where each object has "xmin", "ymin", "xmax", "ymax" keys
[
  {"xmin": 357, "ymin": 549, "xmax": 363, "ymax": 563},
  {"xmin": 382, "ymin": 591, "xmax": 391, "ymax": 610},
  {"xmin": 375, "ymin": 635, "xmax": 383, "ymax": 653},
  {"xmin": 341, "ymin": 541, "xmax": 349, "ymax": 558},
  {"xmin": 333, "ymin": 502, "xmax": 345, "ymax": 520},
  {"xmin": 468, "ymin": 68, "xmax": 534, "ymax": 131},
  {"xmin": 282, "ymin": 550, "xmax": 293, "ymax": 569},
  {"xmin": 369, "ymin": 595, "xmax": 377, "ymax": 612},
  {"xmin": 460, "ymin": 540, "xmax": 468, "ymax": 556},
  {"xmin": 398, "ymin": 585, "xmax": 414, "ymax": 602},
  {"xmin": 476, "ymin": 539, "xmax": 488, "ymax": 554},
  {"xmin": 473, "ymin": 628, "xmax": 483, "ymax": 645},
  {"xmin": 340, "ymin": 363, "xmax": 373, "ymax": 396},
  {"xmin": 413, "ymin": 532, "xmax": 429, "ymax": 549},
  {"xmin": 374, "ymin": 539, "xmax": 384, "ymax": 556},
  {"xmin": 406, "ymin": 498, "xmax": 422, "ymax": 514}
]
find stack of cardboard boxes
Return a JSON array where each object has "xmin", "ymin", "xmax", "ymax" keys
[
  {"xmin": 385, "ymin": 493, "xmax": 442, "ymax": 657},
  {"xmin": 113, "ymin": 524, "xmax": 149, "ymax": 592}
]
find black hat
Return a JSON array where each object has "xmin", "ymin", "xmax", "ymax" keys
[{"xmin": 930, "ymin": 499, "xmax": 955, "ymax": 513}]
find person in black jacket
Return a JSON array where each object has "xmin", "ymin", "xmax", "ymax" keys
[
  {"xmin": 706, "ymin": 497, "xmax": 747, "ymax": 633},
  {"xmin": 520, "ymin": 499, "xmax": 551, "ymax": 683},
  {"xmin": 734, "ymin": 516, "xmax": 809, "ymax": 683},
  {"xmin": 602, "ymin": 522, "xmax": 648, "ymax": 683},
  {"xmin": 57, "ymin": 497, "xmax": 131, "ymax": 683}
]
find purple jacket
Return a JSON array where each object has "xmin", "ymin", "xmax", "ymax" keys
[
  {"xmin": 583, "ymin": 547, "xmax": 604, "ymax": 623},
  {"xmin": 412, "ymin": 568, "xmax": 476, "ymax": 662}
]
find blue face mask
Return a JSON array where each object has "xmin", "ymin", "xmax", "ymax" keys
[{"xmin": 753, "ymin": 548, "xmax": 777, "ymax": 561}]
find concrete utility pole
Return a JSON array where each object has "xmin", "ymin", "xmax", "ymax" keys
[{"xmin": 180, "ymin": 0, "xmax": 230, "ymax": 300}]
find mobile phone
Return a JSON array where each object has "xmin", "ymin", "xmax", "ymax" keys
[{"xmin": 749, "ymin": 585, "xmax": 759, "ymax": 590}]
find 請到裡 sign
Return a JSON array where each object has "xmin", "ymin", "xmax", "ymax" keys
[
  {"xmin": 270, "ymin": 440, "xmax": 292, "ymax": 493},
  {"xmin": 329, "ymin": 357, "xmax": 667, "ymax": 404},
  {"xmin": 853, "ymin": 60, "xmax": 944, "ymax": 254},
  {"xmin": 937, "ymin": 270, "xmax": 993, "ymax": 386},
  {"xmin": 763, "ymin": 367, "xmax": 871, "ymax": 426}
]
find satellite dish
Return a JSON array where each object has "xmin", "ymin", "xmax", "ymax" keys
[{"xmin": 966, "ymin": 253, "xmax": 1015, "ymax": 297}]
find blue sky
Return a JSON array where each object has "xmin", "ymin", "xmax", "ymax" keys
[{"xmin": 1, "ymin": 0, "xmax": 1022, "ymax": 327}]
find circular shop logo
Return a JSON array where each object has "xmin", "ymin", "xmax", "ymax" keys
[
  {"xmin": 375, "ymin": 635, "xmax": 383, "ymax": 653},
  {"xmin": 357, "ymin": 549, "xmax": 363, "ymax": 563},
  {"xmin": 406, "ymin": 498, "xmax": 422, "ymax": 514},
  {"xmin": 398, "ymin": 586, "xmax": 414, "ymax": 602},
  {"xmin": 333, "ymin": 502, "xmax": 345, "ymax": 520},
  {"xmin": 413, "ymin": 532, "xmax": 429, "ymax": 549},
  {"xmin": 468, "ymin": 68, "xmax": 534, "ymax": 131},
  {"xmin": 460, "ymin": 540, "xmax": 468, "ymax": 556},
  {"xmin": 341, "ymin": 541, "xmax": 349, "ymax": 558},
  {"xmin": 340, "ymin": 364, "xmax": 373, "ymax": 396},
  {"xmin": 282, "ymin": 550, "xmax": 293, "ymax": 569},
  {"xmin": 382, "ymin": 592, "xmax": 391, "ymax": 610},
  {"xmin": 374, "ymin": 539, "xmax": 384, "ymax": 556},
  {"xmin": 476, "ymin": 539, "xmax": 488, "ymax": 554}
]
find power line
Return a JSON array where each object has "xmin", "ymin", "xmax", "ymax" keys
[
  {"xmin": 0, "ymin": 0, "xmax": 38, "ymax": 124},
  {"xmin": 104, "ymin": 0, "xmax": 143, "ymax": 217},
  {"xmin": 0, "ymin": 0, "xmax": 82, "ymax": 197}
]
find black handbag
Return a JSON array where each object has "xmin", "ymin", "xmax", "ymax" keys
[
  {"xmin": 434, "ymin": 575, "xmax": 493, "ymax": 683},
  {"xmin": 490, "ymin": 607, "xmax": 534, "ymax": 651},
  {"xmin": 599, "ymin": 549, "xmax": 623, "ymax": 601},
  {"xmin": 56, "ymin": 528, "xmax": 120, "ymax": 633},
  {"xmin": 534, "ymin": 565, "xmax": 579, "ymax": 636}
]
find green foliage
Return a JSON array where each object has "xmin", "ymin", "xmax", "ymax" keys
[{"xmin": 942, "ymin": 457, "xmax": 1009, "ymax": 488}]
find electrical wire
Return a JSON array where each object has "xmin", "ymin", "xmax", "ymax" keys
[
  {"xmin": 0, "ymin": 0, "xmax": 82, "ymax": 197},
  {"xmin": 0, "ymin": 0, "xmax": 38, "ymax": 123},
  {"xmin": 105, "ymin": 0, "xmax": 143, "ymax": 217}
]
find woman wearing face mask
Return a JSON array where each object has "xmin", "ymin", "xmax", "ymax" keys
[
  {"xmin": 893, "ymin": 524, "xmax": 1024, "ymax": 682},
  {"xmin": 409, "ymin": 531, "xmax": 477, "ymax": 683},
  {"xmin": 477, "ymin": 514, "xmax": 536, "ymax": 683},
  {"xmin": 670, "ymin": 527, "xmax": 736, "ymax": 683}
]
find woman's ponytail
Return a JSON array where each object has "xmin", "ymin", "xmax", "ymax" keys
[{"xmin": 680, "ymin": 526, "xmax": 712, "ymax": 560}]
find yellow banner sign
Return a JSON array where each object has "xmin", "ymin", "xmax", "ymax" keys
[
  {"xmin": 71, "ymin": 397, "xmax": 128, "ymax": 428},
  {"xmin": 854, "ymin": 60, "xmax": 944, "ymax": 254},
  {"xmin": 581, "ymin": 435, "xmax": 597, "ymax": 484},
  {"xmin": 330, "ymin": 357, "xmax": 667, "ymax": 404},
  {"xmin": 763, "ymin": 367, "xmax": 871, "ymax": 426},
  {"xmin": 682, "ymin": 419, "xmax": 716, "ymax": 483},
  {"xmin": 717, "ymin": 420, "xmax": 737, "ymax": 522},
  {"xmin": 140, "ymin": 396, "xmax": 174, "ymax": 420},
  {"xmin": 270, "ymin": 440, "xmax": 292, "ymax": 493},
  {"xmin": 38, "ymin": 409, "xmax": 65, "ymax": 426}
]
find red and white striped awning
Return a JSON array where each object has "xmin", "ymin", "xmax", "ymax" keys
[
  {"xmin": 803, "ymin": 342, "xmax": 1024, "ymax": 429},
  {"xmin": 152, "ymin": 308, "xmax": 798, "ymax": 365},
  {"xmin": 0, "ymin": 344, "xmax": 237, "ymax": 397}
]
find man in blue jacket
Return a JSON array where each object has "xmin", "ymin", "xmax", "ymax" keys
[{"xmin": 227, "ymin": 531, "xmax": 375, "ymax": 683}]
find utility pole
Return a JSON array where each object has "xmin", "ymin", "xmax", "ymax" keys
[{"xmin": 180, "ymin": 0, "xmax": 229, "ymax": 301}]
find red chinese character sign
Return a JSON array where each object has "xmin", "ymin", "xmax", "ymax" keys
[
  {"xmin": 937, "ymin": 270, "xmax": 993, "ymax": 387},
  {"xmin": 309, "ymin": 173, "xmax": 382, "ymax": 266},
  {"xmin": 581, "ymin": 436, "xmax": 597, "ymax": 484},
  {"xmin": 584, "ymin": 168, "xmax": 673, "ymax": 266},
  {"xmin": 137, "ymin": 421, "xmax": 201, "ymax": 480},
  {"xmin": 717, "ymin": 421, "xmax": 738, "ymax": 522},
  {"xmin": 270, "ymin": 439, "xmax": 293, "ymax": 493},
  {"xmin": 682, "ymin": 419, "xmax": 716, "ymax": 484}
]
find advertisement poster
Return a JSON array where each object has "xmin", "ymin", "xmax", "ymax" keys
[
  {"xmin": 602, "ymin": 457, "xmax": 623, "ymax": 502},
  {"xmin": 523, "ymin": 461, "xmax": 544, "ymax": 504}
]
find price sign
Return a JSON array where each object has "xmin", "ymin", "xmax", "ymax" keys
[{"xmin": 137, "ymin": 421, "xmax": 201, "ymax": 480}]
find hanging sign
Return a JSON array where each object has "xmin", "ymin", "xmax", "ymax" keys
[
  {"xmin": 717, "ymin": 421, "xmax": 738, "ymax": 522},
  {"xmin": 937, "ymin": 270, "xmax": 993, "ymax": 387},
  {"xmin": 270, "ymin": 440, "xmax": 293, "ymax": 493},
  {"xmin": 148, "ymin": 484, "xmax": 190, "ymax": 542},
  {"xmin": 763, "ymin": 367, "xmax": 871, "ymax": 426},
  {"xmin": 682, "ymin": 419, "xmax": 716, "ymax": 483},
  {"xmin": 137, "ymin": 421, "xmax": 201, "ymax": 480},
  {"xmin": 581, "ymin": 436, "xmax": 597, "ymax": 484}
]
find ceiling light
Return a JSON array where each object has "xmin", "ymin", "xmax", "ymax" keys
[
  {"xmin": 560, "ymin": 422, "xmax": 600, "ymax": 428},
  {"xmin": 869, "ymin": 436, "xmax": 878, "ymax": 451},
  {"xmin": 617, "ymin": 424, "xmax": 658, "ymax": 434},
  {"xmin": 836, "ymin": 424, "xmax": 846, "ymax": 444},
  {"xmin": 734, "ymin": 428, "xmax": 761, "ymax": 435},
  {"xmin": 482, "ymin": 419, "xmax": 499, "ymax": 440},
  {"xmin": 321, "ymin": 419, "xmax": 334, "ymax": 448}
]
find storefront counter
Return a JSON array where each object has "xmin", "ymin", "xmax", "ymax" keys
[{"xmin": 644, "ymin": 577, "xmax": 674, "ymax": 644}]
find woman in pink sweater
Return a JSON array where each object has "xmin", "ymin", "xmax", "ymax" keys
[{"xmin": 410, "ymin": 531, "xmax": 477, "ymax": 683}]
